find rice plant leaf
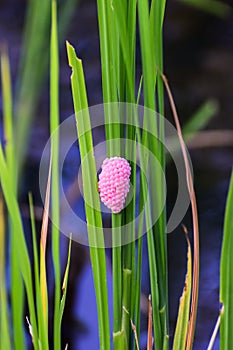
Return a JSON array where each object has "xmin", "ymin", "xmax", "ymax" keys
[
  {"xmin": 50, "ymin": 2, "xmax": 62, "ymax": 349},
  {"xmin": 220, "ymin": 171, "xmax": 233, "ymax": 349},
  {"xmin": 0, "ymin": 145, "xmax": 39, "ymax": 350},
  {"xmin": 28, "ymin": 193, "xmax": 45, "ymax": 345},
  {"xmin": 173, "ymin": 232, "xmax": 192, "ymax": 350},
  {"xmin": 0, "ymin": 196, "xmax": 11, "ymax": 349},
  {"xmin": 10, "ymin": 228, "xmax": 25, "ymax": 350},
  {"xmin": 1, "ymin": 46, "xmax": 25, "ymax": 350},
  {"xmin": 67, "ymin": 41, "xmax": 110, "ymax": 350},
  {"xmin": 59, "ymin": 236, "xmax": 72, "ymax": 325}
]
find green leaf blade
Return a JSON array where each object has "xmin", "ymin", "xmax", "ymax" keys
[
  {"xmin": 220, "ymin": 171, "xmax": 233, "ymax": 349},
  {"xmin": 67, "ymin": 41, "xmax": 110, "ymax": 350}
]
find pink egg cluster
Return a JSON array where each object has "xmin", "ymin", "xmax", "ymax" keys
[{"xmin": 98, "ymin": 157, "xmax": 131, "ymax": 214}]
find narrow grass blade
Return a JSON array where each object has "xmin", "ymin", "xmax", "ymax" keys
[
  {"xmin": 59, "ymin": 236, "xmax": 72, "ymax": 326},
  {"xmin": 0, "ymin": 196, "xmax": 11, "ymax": 349},
  {"xmin": 67, "ymin": 41, "xmax": 110, "ymax": 350},
  {"xmin": 173, "ymin": 228, "xmax": 192, "ymax": 350},
  {"xmin": 1, "ymin": 45, "xmax": 25, "ymax": 350},
  {"xmin": 28, "ymin": 193, "xmax": 44, "ymax": 346},
  {"xmin": 50, "ymin": 2, "xmax": 62, "ymax": 349},
  {"xmin": 220, "ymin": 171, "xmax": 233, "ymax": 349},
  {"xmin": 10, "ymin": 230, "xmax": 25, "ymax": 350}
]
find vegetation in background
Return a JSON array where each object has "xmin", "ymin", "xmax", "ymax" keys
[{"xmin": 0, "ymin": 2, "xmax": 71, "ymax": 349}]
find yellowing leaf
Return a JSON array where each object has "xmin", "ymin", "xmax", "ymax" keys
[
  {"xmin": 173, "ymin": 232, "xmax": 192, "ymax": 350},
  {"xmin": 39, "ymin": 155, "xmax": 51, "ymax": 331}
]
